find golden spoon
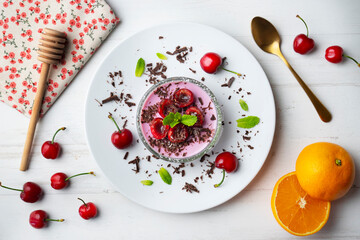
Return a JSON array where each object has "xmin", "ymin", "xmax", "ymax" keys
[{"xmin": 251, "ymin": 16, "xmax": 332, "ymax": 122}]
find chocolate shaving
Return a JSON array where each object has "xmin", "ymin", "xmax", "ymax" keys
[
  {"xmin": 124, "ymin": 100, "xmax": 136, "ymax": 107},
  {"xmin": 123, "ymin": 119, "xmax": 128, "ymax": 129},
  {"xmin": 159, "ymin": 36, "xmax": 164, "ymax": 39},
  {"xmin": 95, "ymin": 99, "xmax": 103, "ymax": 107},
  {"xmin": 128, "ymin": 156, "xmax": 140, "ymax": 173},
  {"xmin": 182, "ymin": 182, "xmax": 199, "ymax": 193},
  {"xmin": 198, "ymin": 97, "xmax": 203, "ymax": 105},
  {"xmin": 228, "ymin": 77, "xmax": 235, "ymax": 88},
  {"xmin": 123, "ymin": 152, "xmax": 129, "ymax": 160},
  {"xmin": 210, "ymin": 114, "xmax": 216, "ymax": 121},
  {"xmin": 102, "ymin": 93, "xmax": 119, "ymax": 104},
  {"xmin": 221, "ymin": 83, "xmax": 228, "ymax": 87},
  {"xmin": 206, "ymin": 161, "xmax": 215, "ymax": 178},
  {"xmin": 189, "ymin": 68, "xmax": 196, "ymax": 73},
  {"xmin": 243, "ymin": 136, "xmax": 251, "ymax": 141}
]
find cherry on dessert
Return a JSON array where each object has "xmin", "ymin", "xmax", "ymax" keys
[
  {"xmin": 325, "ymin": 45, "xmax": 360, "ymax": 67},
  {"xmin": 293, "ymin": 15, "xmax": 315, "ymax": 54},
  {"xmin": 214, "ymin": 152, "xmax": 238, "ymax": 188},
  {"xmin": 200, "ymin": 52, "xmax": 242, "ymax": 76},
  {"xmin": 185, "ymin": 106, "xmax": 204, "ymax": 126},
  {"xmin": 108, "ymin": 114, "xmax": 133, "ymax": 149},
  {"xmin": 29, "ymin": 210, "xmax": 64, "ymax": 229},
  {"xmin": 50, "ymin": 171, "xmax": 95, "ymax": 190},
  {"xmin": 173, "ymin": 88, "xmax": 194, "ymax": 108},
  {"xmin": 78, "ymin": 198, "xmax": 98, "ymax": 220},
  {"xmin": 0, "ymin": 181, "xmax": 43, "ymax": 203},
  {"xmin": 168, "ymin": 124, "xmax": 189, "ymax": 143},
  {"xmin": 150, "ymin": 118, "xmax": 170, "ymax": 139},
  {"xmin": 41, "ymin": 127, "xmax": 66, "ymax": 159},
  {"xmin": 158, "ymin": 99, "xmax": 178, "ymax": 118}
]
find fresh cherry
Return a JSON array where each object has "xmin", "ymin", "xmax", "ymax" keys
[
  {"xmin": 0, "ymin": 181, "xmax": 43, "ymax": 203},
  {"xmin": 293, "ymin": 15, "xmax": 315, "ymax": 54},
  {"xmin": 185, "ymin": 106, "xmax": 204, "ymax": 126},
  {"xmin": 41, "ymin": 127, "xmax": 66, "ymax": 159},
  {"xmin": 325, "ymin": 45, "xmax": 360, "ymax": 67},
  {"xmin": 29, "ymin": 210, "xmax": 64, "ymax": 229},
  {"xmin": 214, "ymin": 152, "xmax": 238, "ymax": 188},
  {"xmin": 78, "ymin": 198, "xmax": 98, "ymax": 220},
  {"xmin": 50, "ymin": 171, "xmax": 95, "ymax": 190},
  {"xmin": 158, "ymin": 99, "xmax": 178, "ymax": 118},
  {"xmin": 108, "ymin": 114, "xmax": 133, "ymax": 149},
  {"xmin": 150, "ymin": 118, "xmax": 170, "ymax": 139},
  {"xmin": 168, "ymin": 124, "xmax": 189, "ymax": 143},
  {"xmin": 173, "ymin": 88, "xmax": 194, "ymax": 108},
  {"xmin": 200, "ymin": 52, "xmax": 242, "ymax": 76}
]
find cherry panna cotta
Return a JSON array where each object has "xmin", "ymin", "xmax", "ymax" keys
[
  {"xmin": 0, "ymin": 181, "xmax": 43, "ymax": 203},
  {"xmin": 325, "ymin": 45, "xmax": 360, "ymax": 67},
  {"xmin": 150, "ymin": 118, "xmax": 169, "ymax": 140},
  {"xmin": 158, "ymin": 99, "xmax": 178, "ymax": 118},
  {"xmin": 200, "ymin": 52, "xmax": 242, "ymax": 76},
  {"xmin": 41, "ymin": 127, "xmax": 66, "ymax": 159},
  {"xmin": 293, "ymin": 15, "xmax": 315, "ymax": 54},
  {"xmin": 78, "ymin": 198, "xmax": 98, "ymax": 220},
  {"xmin": 108, "ymin": 114, "xmax": 133, "ymax": 149},
  {"xmin": 29, "ymin": 210, "xmax": 64, "ymax": 229},
  {"xmin": 50, "ymin": 171, "xmax": 95, "ymax": 190},
  {"xmin": 214, "ymin": 152, "xmax": 238, "ymax": 188},
  {"xmin": 173, "ymin": 88, "xmax": 194, "ymax": 107},
  {"xmin": 185, "ymin": 106, "xmax": 204, "ymax": 126},
  {"xmin": 168, "ymin": 124, "xmax": 189, "ymax": 143}
]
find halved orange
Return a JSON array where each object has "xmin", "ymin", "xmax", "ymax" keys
[{"xmin": 271, "ymin": 172, "xmax": 331, "ymax": 236}]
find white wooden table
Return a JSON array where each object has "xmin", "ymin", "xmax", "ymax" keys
[{"xmin": 1, "ymin": 0, "xmax": 359, "ymax": 239}]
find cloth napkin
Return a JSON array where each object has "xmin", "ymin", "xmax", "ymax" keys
[{"xmin": 0, "ymin": 0, "xmax": 119, "ymax": 117}]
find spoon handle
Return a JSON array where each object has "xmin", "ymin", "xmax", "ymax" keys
[{"xmin": 277, "ymin": 53, "xmax": 332, "ymax": 122}]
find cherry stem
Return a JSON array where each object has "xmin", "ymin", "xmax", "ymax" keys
[
  {"xmin": 214, "ymin": 169, "xmax": 226, "ymax": 188},
  {"xmin": 296, "ymin": 15, "xmax": 309, "ymax": 37},
  {"xmin": 219, "ymin": 66, "xmax": 242, "ymax": 77},
  {"xmin": 65, "ymin": 171, "xmax": 95, "ymax": 181},
  {"xmin": 78, "ymin": 197, "xmax": 87, "ymax": 207},
  {"xmin": 108, "ymin": 114, "xmax": 121, "ymax": 133},
  {"xmin": 343, "ymin": 54, "xmax": 360, "ymax": 67},
  {"xmin": 0, "ymin": 182, "xmax": 23, "ymax": 192},
  {"xmin": 51, "ymin": 127, "xmax": 66, "ymax": 144},
  {"xmin": 45, "ymin": 218, "xmax": 64, "ymax": 222}
]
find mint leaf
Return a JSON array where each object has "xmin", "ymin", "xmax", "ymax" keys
[
  {"xmin": 170, "ymin": 120, "xmax": 179, "ymax": 128},
  {"xmin": 159, "ymin": 168, "xmax": 172, "ymax": 185},
  {"xmin": 156, "ymin": 53, "xmax": 168, "ymax": 60},
  {"xmin": 174, "ymin": 112, "xmax": 182, "ymax": 121},
  {"xmin": 163, "ymin": 112, "xmax": 175, "ymax": 126},
  {"xmin": 181, "ymin": 114, "xmax": 197, "ymax": 126},
  {"xmin": 141, "ymin": 180, "xmax": 153, "ymax": 186},
  {"xmin": 135, "ymin": 58, "xmax": 145, "ymax": 77},
  {"xmin": 236, "ymin": 116, "xmax": 260, "ymax": 129},
  {"xmin": 239, "ymin": 99, "xmax": 248, "ymax": 111}
]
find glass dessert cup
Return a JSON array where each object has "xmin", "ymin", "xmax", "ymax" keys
[{"xmin": 136, "ymin": 77, "xmax": 223, "ymax": 163}]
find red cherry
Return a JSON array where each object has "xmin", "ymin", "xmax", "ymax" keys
[
  {"xmin": 0, "ymin": 181, "xmax": 43, "ymax": 203},
  {"xmin": 108, "ymin": 114, "xmax": 133, "ymax": 149},
  {"xmin": 185, "ymin": 106, "xmax": 204, "ymax": 126},
  {"xmin": 173, "ymin": 88, "xmax": 194, "ymax": 108},
  {"xmin": 200, "ymin": 52, "xmax": 242, "ymax": 76},
  {"xmin": 214, "ymin": 152, "xmax": 238, "ymax": 188},
  {"xmin": 168, "ymin": 124, "xmax": 189, "ymax": 143},
  {"xmin": 150, "ymin": 118, "xmax": 169, "ymax": 139},
  {"xmin": 41, "ymin": 127, "xmax": 66, "ymax": 159},
  {"xmin": 50, "ymin": 171, "xmax": 95, "ymax": 190},
  {"xmin": 78, "ymin": 198, "xmax": 97, "ymax": 220},
  {"xmin": 293, "ymin": 15, "xmax": 314, "ymax": 54},
  {"xmin": 29, "ymin": 210, "xmax": 64, "ymax": 229},
  {"xmin": 158, "ymin": 99, "xmax": 178, "ymax": 118},
  {"xmin": 325, "ymin": 46, "xmax": 360, "ymax": 66}
]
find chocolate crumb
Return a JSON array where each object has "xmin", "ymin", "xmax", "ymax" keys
[
  {"xmin": 182, "ymin": 182, "xmax": 199, "ymax": 193},
  {"xmin": 181, "ymin": 170, "xmax": 185, "ymax": 177},
  {"xmin": 159, "ymin": 36, "xmax": 164, "ymax": 39},
  {"xmin": 221, "ymin": 83, "xmax": 228, "ymax": 87},
  {"xmin": 198, "ymin": 97, "xmax": 204, "ymax": 105},
  {"xmin": 248, "ymin": 145, "xmax": 254, "ymax": 149},
  {"xmin": 210, "ymin": 115, "xmax": 216, "ymax": 121},
  {"xmin": 123, "ymin": 152, "xmax": 129, "ymax": 160},
  {"xmin": 228, "ymin": 95, "xmax": 232, "ymax": 100},
  {"xmin": 123, "ymin": 119, "xmax": 128, "ymax": 129},
  {"xmin": 243, "ymin": 136, "xmax": 251, "ymax": 141},
  {"xmin": 189, "ymin": 68, "xmax": 196, "ymax": 74},
  {"xmin": 228, "ymin": 77, "xmax": 235, "ymax": 88},
  {"xmin": 146, "ymin": 155, "xmax": 151, "ymax": 162},
  {"xmin": 102, "ymin": 94, "xmax": 120, "ymax": 104},
  {"xmin": 201, "ymin": 77, "xmax": 205, "ymax": 82}
]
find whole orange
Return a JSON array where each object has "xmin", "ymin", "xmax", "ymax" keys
[{"xmin": 296, "ymin": 142, "xmax": 355, "ymax": 201}]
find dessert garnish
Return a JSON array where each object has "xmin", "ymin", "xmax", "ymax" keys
[
  {"xmin": 325, "ymin": 45, "xmax": 360, "ymax": 67},
  {"xmin": 239, "ymin": 99, "xmax": 248, "ymax": 111},
  {"xmin": 150, "ymin": 118, "xmax": 170, "ymax": 139},
  {"xmin": 0, "ymin": 181, "xmax": 43, "ymax": 203},
  {"xmin": 156, "ymin": 53, "xmax": 168, "ymax": 60},
  {"xmin": 200, "ymin": 52, "xmax": 242, "ymax": 76},
  {"xmin": 158, "ymin": 99, "xmax": 179, "ymax": 117},
  {"xmin": 108, "ymin": 114, "xmax": 133, "ymax": 149},
  {"xmin": 159, "ymin": 167, "xmax": 172, "ymax": 185},
  {"xmin": 135, "ymin": 57, "xmax": 145, "ymax": 77},
  {"xmin": 78, "ymin": 198, "xmax": 98, "ymax": 220},
  {"xmin": 214, "ymin": 152, "xmax": 238, "ymax": 188},
  {"xmin": 41, "ymin": 127, "xmax": 66, "ymax": 159},
  {"xmin": 141, "ymin": 180, "xmax": 154, "ymax": 186},
  {"xmin": 182, "ymin": 182, "xmax": 199, "ymax": 193},
  {"xmin": 50, "ymin": 171, "xmax": 95, "ymax": 190},
  {"xmin": 236, "ymin": 116, "xmax": 260, "ymax": 129},
  {"xmin": 293, "ymin": 15, "xmax": 315, "ymax": 55},
  {"xmin": 173, "ymin": 88, "xmax": 194, "ymax": 107},
  {"xmin": 29, "ymin": 210, "xmax": 64, "ymax": 229},
  {"xmin": 163, "ymin": 112, "xmax": 197, "ymax": 128}
]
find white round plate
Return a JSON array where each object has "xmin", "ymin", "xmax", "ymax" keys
[{"xmin": 85, "ymin": 22, "xmax": 275, "ymax": 213}]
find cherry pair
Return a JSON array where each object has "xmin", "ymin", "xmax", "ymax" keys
[{"xmin": 293, "ymin": 15, "xmax": 359, "ymax": 67}]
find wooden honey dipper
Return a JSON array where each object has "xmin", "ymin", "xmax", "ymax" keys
[{"xmin": 20, "ymin": 28, "xmax": 66, "ymax": 171}]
